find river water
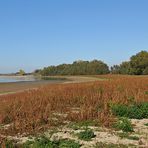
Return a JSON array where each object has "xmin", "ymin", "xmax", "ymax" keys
[{"xmin": 0, "ymin": 76, "xmax": 36, "ymax": 83}]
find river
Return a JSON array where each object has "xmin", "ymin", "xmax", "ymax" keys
[{"xmin": 0, "ymin": 75, "xmax": 36, "ymax": 83}]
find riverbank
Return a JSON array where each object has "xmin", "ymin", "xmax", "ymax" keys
[
  {"xmin": 0, "ymin": 76, "xmax": 101, "ymax": 95},
  {"xmin": 0, "ymin": 79, "xmax": 65, "ymax": 95}
]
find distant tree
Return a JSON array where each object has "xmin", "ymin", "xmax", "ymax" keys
[
  {"xmin": 111, "ymin": 51, "xmax": 148, "ymax": 75},
  {"xmin": 119, "ymin": 61, "xmax": 131, "ymax": 74},
  {"xmin": 143, "ymin": 67, "xmax": 148, "ymax": 75},
  {"xmin": 111, "ymin": 65, "xmax": 120, "ymax": 74},
  {"xmin": 19, "ymin": 69, "xmax": 25, "ymax": 75},
  {"xmin": 88, "ymin": 60, "xmax": 109, "ymax": 74},
  {"xmin": 33, "ymin": 69, "xmax": 42, "ymax": 75},
  {"xmin": 38, "ymin": 51, "xmax": 148, "ymax": 76},
  {"xmin": 39, "ymin": 60, "xmax": 109, "ymax": 76},
  {"xmin": 129, "ymin": 51, "xmax": 148, "ymax": 75}
]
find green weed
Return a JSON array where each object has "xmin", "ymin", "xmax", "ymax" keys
[
  {"xmin": 111, "ymin": 102, "xmax": 148, "ymax": 119},
  {"xmin": 77, "ymin": 129, "xmax": 96, "ymax": 141},
  {"xmin": 113, "ymin": 117, "xmax": 133, "ymax": 132},
  {"xmin": 68, "ymin": 120, "xmax": 98, "ymax": 130},
  {"xmin": 23, "ymin": 136, "xmax": 80, "ymax": 148}
]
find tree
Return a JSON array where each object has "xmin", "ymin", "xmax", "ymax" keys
[
  {"xmin": 39, "ymin": 60, "xmax": 109, "ymax": 76},
  {"xmin": 111, "ymin": 65, "xmax": 120, "ymax": 74},
  {"xmin": 129, "ymin": 51, "xmax": 148, "ymax": 75},
  {"xmin": 88, "ymin": 60, "xmax": 109, "ymax": 74},
  {"xmin": 143, "ymin": 67, "xmax": 148, "ymax": 75},
  {"xmin": 119, "ymin": 62, "xmax": 131, "ymax": 74},
  {"xmin": 111, "ymin": 51, "xmax": 148, "ymax": 75},
  {"xmin": 19, "ymin": 69, "xmax": 25, "ymax": 75}
]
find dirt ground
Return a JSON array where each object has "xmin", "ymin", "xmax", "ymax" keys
[{"xmin": 3, "ymin": 119, "xmax": 148, "ymax": 148}]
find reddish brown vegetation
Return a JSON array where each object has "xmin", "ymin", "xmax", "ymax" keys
[{"xmin": 0, "ymin": 75, "xmax": 148, "ymax": 137}]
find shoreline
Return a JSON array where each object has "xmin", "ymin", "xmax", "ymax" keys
[
  {"xmin": 0, "ymin": 76, "xmax": 101, "ymax": 96},
  {"xmin": 0, "ymin": 80, "xmax": 66, "ymax": 96}
]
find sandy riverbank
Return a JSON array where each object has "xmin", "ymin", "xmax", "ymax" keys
[{"xmin": 0, "ymin": 76, "xmax": 101, "ymax": 95}]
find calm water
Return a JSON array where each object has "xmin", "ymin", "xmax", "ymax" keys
[{"xmin": 0, "ymin": 76, "xmax": 36, "ymax": 83}]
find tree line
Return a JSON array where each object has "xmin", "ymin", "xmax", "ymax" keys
[
  {"xmin": 36, "ymin": 60, "xmax": 110, "ymax": 76},
  {"xmin": 35, "ymin": 51, "xmax": 148, "ymax": 76},
  {"xmin": 111, "ymin": 51, "xmax": 148, "ymax": 75}
]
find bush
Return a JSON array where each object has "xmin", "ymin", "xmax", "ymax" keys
[
  {"xmin": 58, "ymin": 139, "xmax": 81, "ymax": 148},
  {"xmin": 111, "ymin": 102, "xmax": 148, "ymax": 119},
  {"xmin": 23, "ymin": 136, "xmax": 80, "ymax": 148},
  {"xmin": 77, "ymin": 129, "xmax": 96, "ymax": 141},
  {"xmin": 111, "ymin": 104, "xmax": 128, "ymax": 117},
  {"xmin": 113, "ymin": 117, "xmax": 133, "ymax": 132}
]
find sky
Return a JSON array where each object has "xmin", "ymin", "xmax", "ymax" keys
[{"xmin": 0, "ymin": 0, "xmax": 148, "ymax": 73}]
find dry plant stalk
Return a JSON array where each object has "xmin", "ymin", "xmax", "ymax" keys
[{"xmin": 0, "ymin": 75, "xmax": 147, "ymax": 136}]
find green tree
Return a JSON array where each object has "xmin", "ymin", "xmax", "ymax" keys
[
  {"xmin": 129, "ymin": 51, "xmax": 148, "ymax": 75},
  {"xmin": 39, "ymin": 60, "xmax": 109, "ymax": 76},
  {"xmin": 143, "ymin": 67, "xmax": 148, "ymax": 75},
  {"xmin": 19, "ymin": 69, "xmax": 25, "ymax": 75},
  {"xmin": 111, "ymin": 65, "xmax": 120, "ymax": 74},
  {"xmin": 111, "ymin": 51, "xmax": 148, "ymax": 75},
  {"xmin": 119, "ymin": 61, "xmax": 131, "ymax": 74}
]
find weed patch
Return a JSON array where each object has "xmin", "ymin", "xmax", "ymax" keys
[
  {"xmin": 77, "ymin": 129, "xmax": 96, "ymax": 141},
  {"xmin": 23, "ymin": 136, "xmax": 80, "ymax": 148},
  {"xmin": 113, "ymin": 117, "xmax": 133, "ymax": 132},
  {"xmin": 111, "ymin": 102, "xmax": 148, "ymax": 119}
]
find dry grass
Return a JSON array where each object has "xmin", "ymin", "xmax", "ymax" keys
[{"xmin": 0, "ymin": 75, "xmax": 147, "ymax": 138}]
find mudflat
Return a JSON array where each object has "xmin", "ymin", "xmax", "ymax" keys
[
  {"xmin": 0, "ymin": 76, "xmax": 101, "ymax": 95},
  {"xmin": 0, "ymin": 80, "xmax": 65, "ymax": 95}
]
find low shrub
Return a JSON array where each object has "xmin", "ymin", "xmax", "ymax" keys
[
  {"xmin": 111, "ymin": 102, "xmax": 148, "ymax": 119},
  {"xmin": 23, "ymin": 136, "xmax": 80, "ymax": 148},
  {"xmin": 113, "ymin": 117, "xmax": 133, "ymax": 132},
  {"xmin": 77, "ymin": 129, "xmax": 96, "ymax": 141}
]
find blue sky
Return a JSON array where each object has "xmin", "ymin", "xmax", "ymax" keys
[{"xmin": 0, "ymin": 0, "xmax": 148, "ymax": 73}]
